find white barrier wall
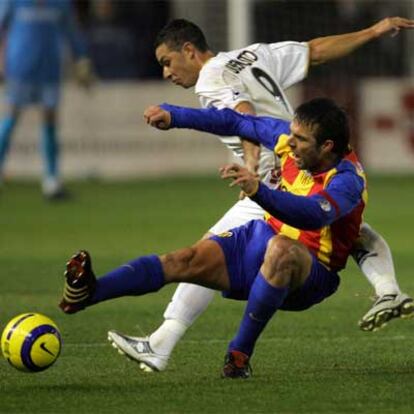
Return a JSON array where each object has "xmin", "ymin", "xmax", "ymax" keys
[
  {"xmin": 7, "ymin": 79, "xmax": 413, "ymax": 178},
  {"xmin": 3, "ymin": 82, "xmax": 229, "ymax": 179},
  {"xmin": 360, "ymin": 79, "xmax": 414, "ymax": 173},
  {"xmin": 1, "ymin": 81, "xmax": 301, "ymax": 179}
]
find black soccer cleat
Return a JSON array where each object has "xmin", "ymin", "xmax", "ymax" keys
[
  {"xmin": 221, "ymin": 350, "xmax": 252, "ymax": 379},
  {"xmin": 59, "ymin": 250, "xmax": 96, "ymax": 314}
]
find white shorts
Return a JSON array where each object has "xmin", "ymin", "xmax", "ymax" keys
[{"xmin": 209, "ymin": 197, "xmax": 266, "ymax": 235}]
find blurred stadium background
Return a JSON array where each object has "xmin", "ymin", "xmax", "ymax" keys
[{"xmin": 2, "ymin": 0, "xmax": 413, "ymax": 180}]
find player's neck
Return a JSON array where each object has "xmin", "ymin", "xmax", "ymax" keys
[
  {"xmin": 199, "ymin": 50, "xmax": 215, "ymax": 66},
  {"xmin": 311, "ymin": 155, "xmax": 341, "ymax": 174}
]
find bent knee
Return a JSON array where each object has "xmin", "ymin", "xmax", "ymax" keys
[
  {"xmin": 262, "ymin": 235, "xmax": 312, "ymax": 285},
  {"xmin": 265, "ymin": 235, "xmax": 304, "ymax": 262}
]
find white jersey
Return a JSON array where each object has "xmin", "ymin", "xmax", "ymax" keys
[
  {"xmin": 195, "ymin": 41, "xmax": 309, "ymax": 178},
  {"xmin": 165, "ymin": 42, "xmax": 311, "ymax": 320}
]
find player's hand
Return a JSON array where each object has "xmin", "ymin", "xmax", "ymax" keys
[
  {"xmin": 74, "ymin": 58, "xmax": 94, "ymax": 89},
  {"xmin": 371, "ymin": 17, "xmax": 414, "ymax": 38},
  {"xmin": 144, "ymin": 105, "xmax": 172, "ymax": 130},
  {"xmin": 239, "ymin": 159, "xmax": 259, "ymax": 200},
  {"xmin": 220, "ymin": 163, "xmax": 259, "ymax": 197}
]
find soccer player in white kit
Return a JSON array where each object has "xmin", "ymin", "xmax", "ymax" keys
[{"xmin": 108, "ymin": 17, "xmax": 414, "ymax": 372}]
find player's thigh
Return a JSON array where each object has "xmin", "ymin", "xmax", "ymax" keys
[
  {"xmin": 162, "ymin": 239, "xmax": 230, "ymax": 290},
  {"xmin": 5, "ymin": 80, "xmax": 35, "ymax": 106},
  {"xmin": 189, "ymin": 239, "xmax": 230, "ymax": 289},
  {"xmin": 211, "ymin": 220, "xmax": 275, "ymax": 300},
  {"xmin": 5, "ymin": 81, "xmax": 60, "ymax": 110}
]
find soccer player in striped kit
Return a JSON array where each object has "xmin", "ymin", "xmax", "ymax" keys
[
  {"xmin": 117, "ymin": 18, "xmax": 413, "ymax": 371},
  {"xmin": 60, "ymin": 98, "xmax": 367, "ymax": 377}
]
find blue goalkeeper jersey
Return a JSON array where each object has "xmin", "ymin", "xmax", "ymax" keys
[{"xmin": 0, "ymin": 0, "xmax": 87, "ymax": 83}]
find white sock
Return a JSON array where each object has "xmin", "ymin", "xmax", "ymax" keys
[
  {"xmin": 354, "ymin": 223, "xmax": 401, "ymax": 297},
  {"xmin": 149, "ymin": 283, "xmax": 216, "ymax": 356},
  {"xmin": 149, "ymin": 319, "xmax": 188, "ymax": 356}
]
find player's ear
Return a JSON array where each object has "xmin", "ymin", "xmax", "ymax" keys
[
  {"xmin": 321, "ymin": 139, "xmax": 334, "ymax": 154},
  {"xmin": 182, "ymin": 42, "xmax": 196, "ymax": 58}
]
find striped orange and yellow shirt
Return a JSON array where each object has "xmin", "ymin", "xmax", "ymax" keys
[{"xmin": 265, "ymin": 135, "xmax": 368, "ymax": 271}]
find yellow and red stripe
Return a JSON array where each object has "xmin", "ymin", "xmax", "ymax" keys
[{"xmin": 265, "ymin": 135, "xmax": 367, "ymax": 271}]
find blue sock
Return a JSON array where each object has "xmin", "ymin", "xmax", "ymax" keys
[
  {"xmin": 40, "ymin": 123, "xmax": 58, "ymax": 178},
  {"xmin": 229, "ymin": 272, "xmax": 288, "ymax": 356},
  {"xmin": 90, "ymin": 255, "xmax": 165, "ymax": 304},
  {"xmin": 0, "ymin": 116, "xmax": 17, "ymax": 170}
]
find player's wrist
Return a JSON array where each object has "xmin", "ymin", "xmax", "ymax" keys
[
  {"xmin": 244, "ymin": 180, "xmax": 260, "ymax": 197},
  {"xmin": 367, "ymin": 25, "xmax": 383, "ymax": 39}
]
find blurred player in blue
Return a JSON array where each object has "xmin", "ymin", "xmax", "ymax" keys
[
  {"xmin": 59, "ymin": 98, "xmax": 367, "ymax": 378},
  {"xmin": 0, "ymin": 0, "xmax": 92, "ymax": 199}
]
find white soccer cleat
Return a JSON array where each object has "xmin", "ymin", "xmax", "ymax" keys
[
  {"xmin": 42, "ymin": 177, "xmax": 68, "ymax": 200},
  {"xmin": 107, "ymin": 330, "xmax": 169, "ymax": 372},
  {"xmin": 359, "ymin": 293, "xmax": 414, "ymax": 332}
]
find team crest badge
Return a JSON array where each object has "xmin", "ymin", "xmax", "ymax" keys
[
  {"xmin": 217, "ymin": 231, "xmax": 233, "ymax": 238},
  {"xmin": 318, "ymin": 199, "xmax": 332, "ymax": 212}
]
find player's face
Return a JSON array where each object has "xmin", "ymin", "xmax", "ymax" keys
[
  {"xmin": 155, "ymin": 43, "xmax": 200, "ymax": 88},
  {"xmin": 288, "ymin": 120, "xmax": 329, "ymax": 171}
]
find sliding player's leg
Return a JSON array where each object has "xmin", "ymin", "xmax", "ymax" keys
[
  {"xmin": 108, "ymin": 283, "xmax": 215, "ymax": 372},
  {"xmin": 220, "ymin": 228, "xmax": 339, "ymax": 378},
  {"xmin": 108, "ymin": 198, "xmax": 266, "ymax": 371}
]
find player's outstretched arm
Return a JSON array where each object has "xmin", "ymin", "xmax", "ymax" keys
[
  {"xmin": 147, "ymin": 103, "xmax": 290, "ymax": 151},
  {"xmin": 144, "ymin": 105, "xmax": 172, "ymax": 130},
  {"xmin": 308, "ymin": 16, "xmax": 414, "ymax": 66}
]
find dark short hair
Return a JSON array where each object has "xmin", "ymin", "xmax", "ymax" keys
[
  {"xmin": 154, "ymin": 19, "xmax": 210, "ymax": 52},
  {"xmin": 294, "ymin": 98, "xmax": 350, "ymax": 158}
]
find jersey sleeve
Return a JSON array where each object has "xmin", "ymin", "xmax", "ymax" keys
[
  {"xmin": 319, "ymin": 168, "xmax": 366, "ymax": 217},
  {"xmin": 267, "ymin": 41, "xmax": 310, "ymax": 89},
  {"xmin": 250, "ymin": 169, "xmax": 364, "ymax": 229},
  {"xmin": 161, "ymin": 104, "xmax": 290, "ymax": 150},
  {"xmin": 196, "ymin": 64, "xmax": 252, "ymax": 110}
]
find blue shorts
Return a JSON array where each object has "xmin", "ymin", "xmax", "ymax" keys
[
  {"xmin": 5, "ymin": 80, "xmax": 60, "ymax": 108},
  {"xmin": 210, "ymin": 220, "xmax": 340, "ymax": 311}
]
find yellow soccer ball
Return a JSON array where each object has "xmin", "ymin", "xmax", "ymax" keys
[{"xmin": 1, "ymin": 313, "xmax": 62, "ymax": 372}]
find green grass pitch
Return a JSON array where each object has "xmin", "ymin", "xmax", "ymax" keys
[{"xmin": 0, "ymin": 175, "xmax": 413, "ymax": 414}]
